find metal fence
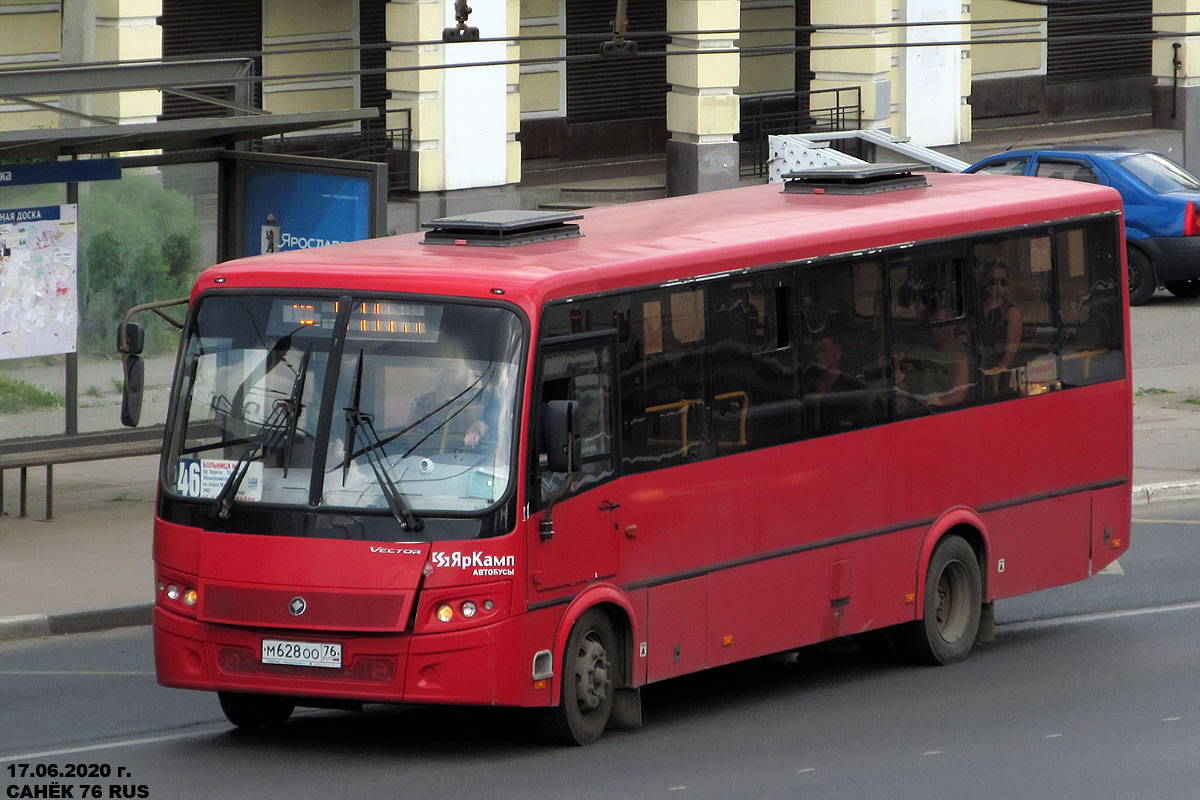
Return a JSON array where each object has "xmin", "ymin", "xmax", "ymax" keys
[
  {"xmin": 738, "ymin": 86, "xmax": 862, "ymax": 178},
  {"xmin": 254, "ymin": 113, "xmax": 413, "ymax": 194}
]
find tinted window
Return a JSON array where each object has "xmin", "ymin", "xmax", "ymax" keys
[
  {"xmin": 800, "ymin": 259, "xmax": 887, "ymax": 436},
  {"xmin": 708, "ymin": 274, "xmax": 802, "ymax": 451},
  {"xmin": 622, "ymin": 287, "xmax": 711, "ymax": 472},
  {"xmin": 1035, "ymin": 159, "xmax": 1099, "ymax": 184},
  {"xmin": 972, "ymin": 157, "xmax": 1029, "ymax": 176},
  {"xmin": 973, "ymin": 233, "xmax": 1058, "ymax": 399},
  {"xmin": 889, "ymin": 247, "xmax": 977, "ymax": 417},
  {"xmin": 534, "ymin": 339, "xmax": 617, "ymax": 509},
  {"xmin": 1056, "ymin": 219, "xmax": 1124, "ymax": 386}
]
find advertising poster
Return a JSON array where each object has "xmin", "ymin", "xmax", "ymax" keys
[
  {"xmin": 242, "ymin": 166, "xmax": 372, "ymax": 258},
  {"xmin": 0, "ymin": 204, "xmax": 78, "ymax": 360}
]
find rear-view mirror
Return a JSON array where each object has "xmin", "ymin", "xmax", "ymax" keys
[
  {"xmin": 118, "ymin": 321, "xmax": 145, "ymax": 356},
  {"xmin": 120, "ymin": 355, "xmax": 144, "ymax": 427}
]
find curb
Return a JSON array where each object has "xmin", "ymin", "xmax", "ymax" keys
[
  {"xmin": 1132, "ymin": 480, "xmax": 1200, "ymax": 505},
  {"xmin": 0, "ymin": 604, "xmax": 151, "ymax": 643}
]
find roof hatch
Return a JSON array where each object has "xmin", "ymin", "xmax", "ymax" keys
[
  {"xmin": 781, "ymin": 163, "xmax": 929, "ymax": 195},
  {"xmin": 421, "ymin": 210, "xmax": 583, "ymax": 247}
]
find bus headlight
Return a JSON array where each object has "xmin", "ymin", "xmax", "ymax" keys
[
  {"xmin": 182, "ymin": 588, "xmax": 198, "ymax": 607},
  {"xmin": 461, "ymin": 601, "xmax": 477, "ymax": 618},
  {"xmin": 436, "ymin": 604, "xmax": 454, "ymax": 623},
  {"xmin": 166, "ymin": 584, "xmax": 180, "ymax": 601}
]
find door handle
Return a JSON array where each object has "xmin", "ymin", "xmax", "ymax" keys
[{"xmin": 598, "ymin": 501, "xmax": 620, "ymax": 512}]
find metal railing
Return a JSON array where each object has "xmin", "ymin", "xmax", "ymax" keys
[
  {"xmin": 738, "ymin": 86, "xmax": 862, "ymax": 178},
  {"xmin": 254, "ymin": 113, "xmax": 413, "ymax": 194}
]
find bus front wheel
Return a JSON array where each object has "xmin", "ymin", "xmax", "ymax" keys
[
  {"xmin": 538, "ymin": 609, "xmax": 617, "ymax": 745},
  {"xmin": 217, "ymin": 691, "xmax": 295, "ymax": 731},
  {"xmin": 896, "ymin": 535, "xmax": 982, "ymax": 666}
]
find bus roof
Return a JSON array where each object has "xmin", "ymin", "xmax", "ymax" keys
[{"xmin": 198, "ymin": 172, "xmax": 1121, "ymax": 311}]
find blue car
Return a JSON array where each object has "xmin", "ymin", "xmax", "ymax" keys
[{"xmin": 965, "ymin": 148, "xmax": 1200, "ymax": 305}]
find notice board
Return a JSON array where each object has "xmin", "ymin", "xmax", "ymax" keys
[{"xmin": 0, "ymin": 204, "xmax": 78, "ymax": 360}]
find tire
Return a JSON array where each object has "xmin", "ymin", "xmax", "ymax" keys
[
  {"xmin": 217, "ymin": 692, "xmax": 295, "ymax": 731},
  {"xmin": 893, "ymin": 535, "xmax": 982, "ymax": 666},
  {"xmin": 1165, "ymin": 280, "xmax": 1200, "ymax": 299},
  {"xmin": 1127, "ymin": 247, "xmax": 1156, "ymax": 306},
  {"xmin": 538, "ymin": 609, "xmax": 617, "ymax": 746}
]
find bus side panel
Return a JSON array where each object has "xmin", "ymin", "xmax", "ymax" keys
[
  {"xmin": 984, "ymin": 492, "xmax": 1092, "ymax": 599},
  {"xmin": 1090, "ymin": 483, "xmax": 1131, "ymax": 574},
  {"xmin": 646, "ymin": 577, "xmax": 709, "ymax": 682},
  {"xmin": 705, "ymin": 530, "xmax": 923, "ymax": 669}
]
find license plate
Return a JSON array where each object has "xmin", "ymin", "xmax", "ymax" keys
[{"xmin": 261, "ymin": 639, "xmax": 342, "ymax": 669}]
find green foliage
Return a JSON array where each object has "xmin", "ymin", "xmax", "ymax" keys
[
  {"xmin": 78, "ymin": 174, "xmax": 201, "ymax": 355},
  {"xmin": 1134, "ymin": 387, "xmax": 1172, "ymax": 397},
  {"xmin": 0, "ymin": 374, "xmax": 63, "ymax": 414}
]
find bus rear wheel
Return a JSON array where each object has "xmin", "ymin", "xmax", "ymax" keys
[
  {"xmin": 895, "ymin": 535, "xmax": 982, "ymax": 666},
  {"xmin": 217, "ymin": 691, "xmax": 295, "ymax": 731},
  {"xmin": 538, "ymin": 609, "xmax": 616, "ymax": 746}
]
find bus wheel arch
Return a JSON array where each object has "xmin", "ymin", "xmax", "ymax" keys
[
  {"xmin": 540, "ymin": 591, "xmax": 638, "ymax": 745},
  {"xmin": 899, "ymin": 516, "xmax": 988, "ymax": 666}
]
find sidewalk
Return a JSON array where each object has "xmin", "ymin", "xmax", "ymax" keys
[{"xmin": 1, "ymin": 392, "xmax": 1197, "ymax": 643}]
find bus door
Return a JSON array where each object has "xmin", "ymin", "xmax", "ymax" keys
[{"xmin": 528, "ymin": 334, "xmax": 622, "ymax": 592}]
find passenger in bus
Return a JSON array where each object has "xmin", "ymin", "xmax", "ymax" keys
[
  {"xmin": 978, "ymin": 260, "xmax": 1022, "ymax": 372},
  {"xmin": 805, "ymin": 333, "xmax": 865, "ymax": 432},
  {"xmin": 901, "ymin": 302, "xmax": 971, "ymax": 410}
]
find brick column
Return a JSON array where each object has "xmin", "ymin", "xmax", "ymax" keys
[
  {"xmin": 1153, "ymin": 0, "xmax": 1200, "ymax": 171},
  {"xmin": 665, "ymin": 0, "xmax": 740, "ymax": 196}
]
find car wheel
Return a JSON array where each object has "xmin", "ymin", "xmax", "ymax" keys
[
  {"xmin": 1127, "ymin": 247, "xmax": 1156, "ymax": 306},
  {"xmin": 1165, "ymin": 280, "xmax": 1200, "ymax": 299}
]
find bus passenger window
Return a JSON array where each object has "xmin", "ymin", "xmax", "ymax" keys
[
  {"xmin": 800, "ymin": 259, "xmax": 887, "ymax": 437},
  {"xmin": 973, "ymin": 234, "xmax": 1057, "ymax": 399},
  {"xmin": 1056, "ymin": 220, "xmax": 1124, "ymax": 386},
  {"xmin": 889, "ymin": 249, "xmax": 976, "ymax": 417},
  {"xmin": 621, "ymin": 288, "xmax": 711, "ymax": 473},
  {"xmin": 708, "ymin": 276, "xmax": 802, "ymax": 451}
]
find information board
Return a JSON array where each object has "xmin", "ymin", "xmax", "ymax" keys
[
  {"xmin": 0, "ymin": 204, "xmax": 78, "ymax": 360},
  {"xmin": 242, "ymin": 166, "xmax": 372, "ymax": 258}
]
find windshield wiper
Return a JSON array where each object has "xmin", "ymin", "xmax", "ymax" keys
[
  {"xmin": 340, "ymin": 350, "xmax": 423, "ymax": 533},
  {"xmin": 212, "ymin": 344, "xmax": 312, "ymax": 520}
]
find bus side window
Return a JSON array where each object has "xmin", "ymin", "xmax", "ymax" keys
[
  {"xmin": 973, "ymin": 233, "xmax": 1057, "ymax": 399},
  {"xmin": 889, "ymin": 248, "xmax": 977, "ymax": 417},
  {"xmin": 1056, "ymin": 220, "xmax": 1124, "ymax": 386},
  {"xmin": 622, "ymin": 288, "xmax": 712, "ymax": 472},
  {"xmin": 800, "ymin": 258, "xmax": 887, "ymax": 437},
  {"xmin": 534, "ymin": 342, "xmax": 617, "ymax": 510},
  {"xmin": 708, "ymin": 275, "xmax": 802, "ymax": 451}
]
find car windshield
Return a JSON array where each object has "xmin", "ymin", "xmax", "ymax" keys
[
  {"xmin": 165, "ymin": 295, "xmax": 523, "ymax": 518},
  {"xmin": 1117, "ymin": 152, "xmax": 1200, "ymax": 193}
]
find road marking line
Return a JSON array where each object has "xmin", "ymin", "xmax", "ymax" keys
[
  {"xmin": 0, "ymin": 670, "xmax": 151, "ymax": 676},
  {"xmin": 797, "ymin": 768, "xmax": 816, "ymax": 774},
  {"xmin": 0, "ymin": 727, "xmax": 226, "ymax": 764},
  {"xmin": 1164, "ymin": 717, "xmax": 1182, "ymax": 722},
  {"xmin": 1001, "ymin": 600, "xmax": 1200, "ymax": 633},
  {"xmin": 1097, "ymin": 560, "xmax": 1124, "ymax": 575},
  {"xmin": 1131, "ymin": 518, "xmax": 1200, "ymax": 524},
  {"xmin": 1045, "ymin": 733, "xmax": 1063, "ymax": 739},
  {"xmin": 923, "ymin": 750, "xmax": 942, "ymax": 756}
]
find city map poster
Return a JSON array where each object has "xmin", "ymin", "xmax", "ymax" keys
[{"xmin": 0, "ymin": 204, "xmax": 78, "ymax": 360}]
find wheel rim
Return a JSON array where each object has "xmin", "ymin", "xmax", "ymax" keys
[
  {"xmin": 1128, "ymin": 259, "xmax": 1142, "ymax": 294},
  {"xmin": 934, "ymin": 560, "xmax": 971, "ymax": 643},
  {"xmin": 573, "ymin": 632, "xmax": 610, "ymax": 715}
]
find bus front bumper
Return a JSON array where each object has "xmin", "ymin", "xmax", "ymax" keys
[{"xmin": 153, "ymin": 607, "xmax": 539, "ymax": 707}]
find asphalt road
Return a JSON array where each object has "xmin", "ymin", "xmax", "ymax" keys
[{"xmin": 2, "ymin": 503, "xmax": 1199, "ymax": 799}]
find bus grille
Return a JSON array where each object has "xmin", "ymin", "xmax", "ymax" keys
[{"xmin": 200, "ymin": 584, "xmax": 408, "ymax": 632}]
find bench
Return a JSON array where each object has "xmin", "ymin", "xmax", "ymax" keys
[{"xmin": 0, "ymin": 426, "xmax": 164, "ymax": 520}]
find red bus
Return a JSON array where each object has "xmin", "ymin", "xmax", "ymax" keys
[{"xmin": 133, "ymin": 165, "xmax": 1131, "ymax": 745}]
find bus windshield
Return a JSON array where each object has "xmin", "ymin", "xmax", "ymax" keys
[{"xmin": 165, "ymin": 295, "xmax": 523, "ymax": 522}]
